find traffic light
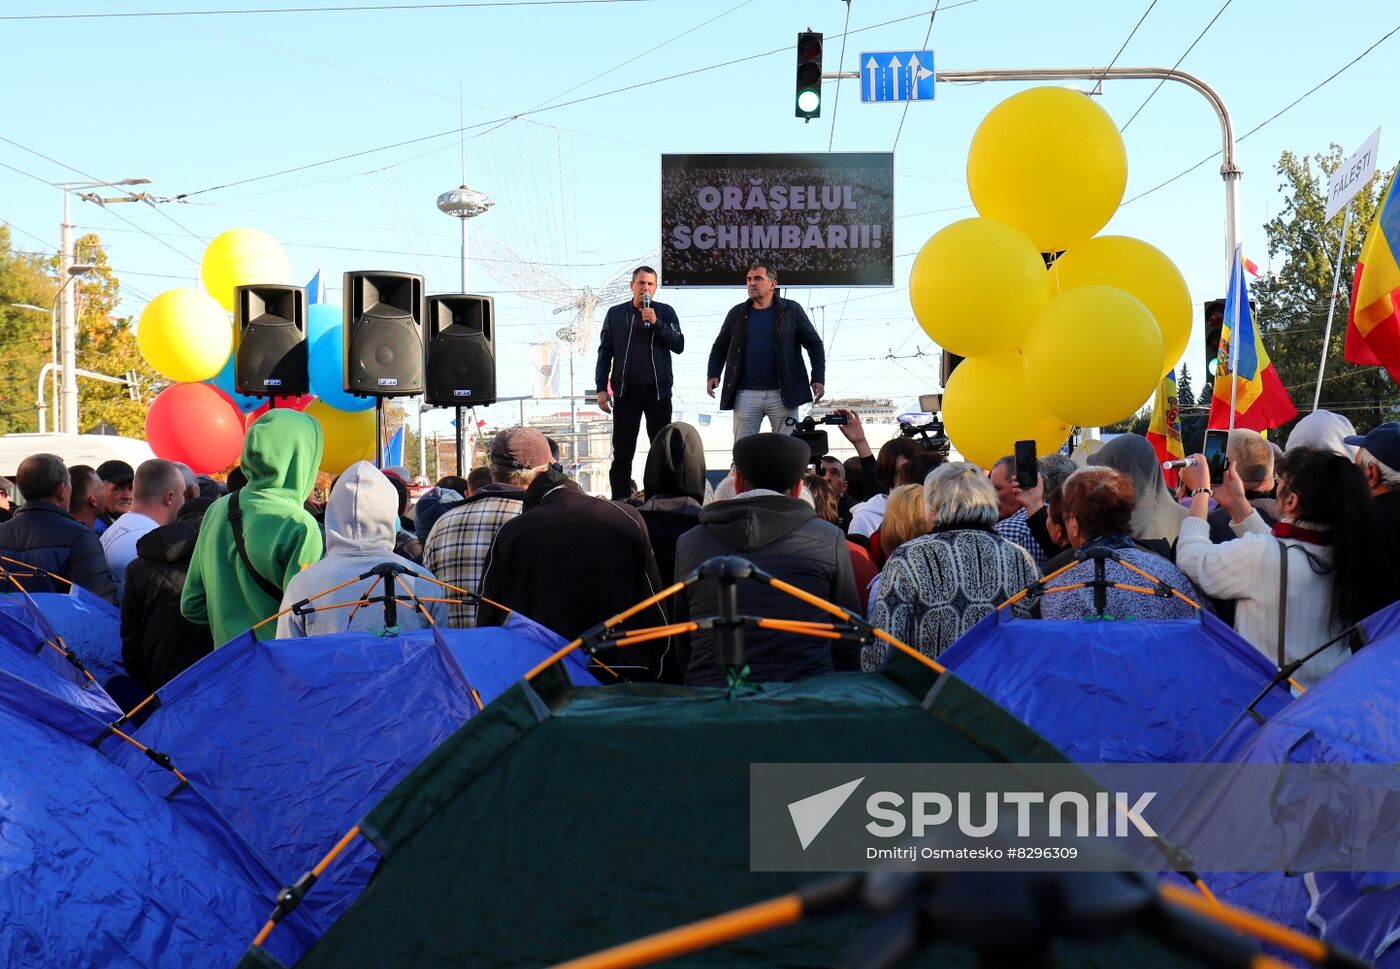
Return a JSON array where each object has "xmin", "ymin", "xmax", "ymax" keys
[
  {"xmin": 1203, "ymin": 299, "xmax": 1225, "ymax": 377},
  {"xmin": 795, "ymin": 31, "xmax": 823, "ymax": 119}
]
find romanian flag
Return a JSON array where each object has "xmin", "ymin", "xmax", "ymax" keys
[
  {"xmin": 1146, "ymin": 369, "xmax": 1185, "ymax": 488},
  {"xmin": 1209, "ymin": 246, "xmax": 1298, "ymax": 431},
  {"xmin": 1346, "ymin": 164, "xmax": 1400, "ymax": 382}
]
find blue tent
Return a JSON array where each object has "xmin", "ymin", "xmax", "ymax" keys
[
  {"xmin": 105, "ymin": 613, "xmax": 594, "ymax": 940},
  {"xmin": 1204, "ymin": 599, "xmax": 1400, "ymax": 967},
  {"xmin": 0, "ymin": 665, "xmax": 321, "ymax": 968},
  {"xmin": 0, "ymin": 589, "xmax": 120, "ymax": 720},
  {"xmin": 938, "ymin": 609, "xmax": 1293, "ymax": 764}
]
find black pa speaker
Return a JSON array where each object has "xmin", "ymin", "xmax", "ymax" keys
[
  {"xmin": 343, "ymin": 271, "xmax": 425, "ymax": 397},
  {"xmin": 234, "ymin": 284, "xmax": 308, "ymax": 397},
  {"xmin": 424, "ymin": 294, "xmax": 496, "ymax": 407}
]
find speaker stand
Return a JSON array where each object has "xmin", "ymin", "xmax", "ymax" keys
[
  {"xmin": 375, "ymin": 397, "xmax": 386, "ymax": 468},
  {"xmin": 454, "ymin": 406, "xmax": 465, "ymax": 476}
]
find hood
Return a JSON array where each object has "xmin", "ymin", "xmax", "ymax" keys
[
  {"xmin": 413, "ymin": 487, "xmax": 465, "ymax": 543},
  {"xmin": 697, "ymin": 492, "xmax": 814, "ymax": 551},
  {"xmin": 241, "ymin": 410, "xmax": 324, "ymax": 503},
  {"xmin": 643, "ymin": 422, "xmax": 706, "ymax": 503},
  {"xmin": 135, "ymin": 517, "xmax": 202, "ymax": 565},
  {"xmin": 1286, "ymin": 409, "xmax": 1358, "ymax": 459},
  {"xmin": 324, "ymin": 461, "xmax": 398, "ymax": 556},
  {"xmin": 1089, "ymin": 433, "xmax": 1186, "ymax": 544}
]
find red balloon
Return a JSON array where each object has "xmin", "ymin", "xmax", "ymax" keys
[
  {"xmin": 146, "ymin": 382, "xmax": 246, "ymax": 474},
  {"xmin": 246, "ymin": 393, "xmax": 316, "ymax": 428}
]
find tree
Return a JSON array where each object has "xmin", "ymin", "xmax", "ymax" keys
[
  {"xmin": 1254, "ymin": 148, "xmax": 1398, "ymax": 434},
  {"xmin": 0, "ymin": 226, "xmax": 59, "ymax": 433}
]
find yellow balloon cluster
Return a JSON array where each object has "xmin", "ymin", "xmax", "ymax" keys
[
  {"xmin": 201, "ymin": 228, "xmax": 292, "ymax": 312},
  {"xmin": 908, "ymin": 86, "xmax": 1192, "ymax": 466},
  {"xmin": 306, "ymin": 399, "xmax": 375, "ymax": 475},
  {"xmin": 138, "ymin": 288, "xmax": 232, "ymax": 383}
]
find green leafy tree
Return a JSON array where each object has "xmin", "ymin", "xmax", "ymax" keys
[
  {"xmin": 1254, "ymin": 148, "xmax": 1398, "ymax": 434},
  {"xmin": 0, "ymin": 226, "xmax": 58, "ymax": 433}
]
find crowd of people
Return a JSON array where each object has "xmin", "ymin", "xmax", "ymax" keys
[{"xmin": 0, "ymin": 402, "xmax": 1397, "ymax": 703}]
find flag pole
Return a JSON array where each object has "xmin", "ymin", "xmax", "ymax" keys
[
  {"xmin": 1311, "ymin": 205, "xmax": 1353, "ymax": 412},
  {"xmin": 1227, "ymin": 245, "xmax": 1243, "ymax": 433}
]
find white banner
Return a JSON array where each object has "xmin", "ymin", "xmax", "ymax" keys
[
  {"xmin": 1326, "ymin": 127, "xmax": 1382, "ymax": 221},
  {"xmin": 530, "ymin": 343, "xmax": 562, "ymax": 399}
]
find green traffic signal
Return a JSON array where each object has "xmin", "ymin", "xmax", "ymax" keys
[{"xmin": 796, "ymin": 31, "xmax": 822, "ymax": 119}]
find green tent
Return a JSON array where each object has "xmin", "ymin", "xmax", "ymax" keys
[{"xmin": 238, "ymin": 651, "xmax": 1222, "ymax": 968}]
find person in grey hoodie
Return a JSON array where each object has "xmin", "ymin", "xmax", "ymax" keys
[
  {"xmin": 277, "ymin": 462, "xmax": 448, "ymax": 637},
  {"xmin": 674, "ymin": 432, "xmax": 859, "ymax": 687}
]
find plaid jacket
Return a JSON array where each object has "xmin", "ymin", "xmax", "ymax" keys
[{"xmin": 421, "ymin": 485, "xmax": 525, "ymax": 626}]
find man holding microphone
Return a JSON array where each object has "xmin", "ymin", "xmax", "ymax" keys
[{"xmin": 596, "ymin": 266, "xmax": 685, "ymax": 500}]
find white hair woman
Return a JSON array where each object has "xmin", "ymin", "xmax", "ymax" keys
[{"xmin": 862, "ymin": 462, "xmax": 1040, "ymax": 668}]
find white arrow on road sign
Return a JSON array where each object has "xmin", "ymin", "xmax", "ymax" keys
[
  {"xmin": 886, "ymin": 54, "xmax": 902, "ymax": 100},
  {"xmin": 865, "ymin": 55, "xmax": 879, "ymax": 102}
]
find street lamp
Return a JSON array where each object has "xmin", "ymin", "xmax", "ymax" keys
[{"xmin": 57, "ymin": 177, "xmax": 148, "ymax": 434}]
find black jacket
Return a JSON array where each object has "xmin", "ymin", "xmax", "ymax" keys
[
  {"xmin": 595, "ymin": 299, "xmax": 684, "ymax": 399},
  {"xmin": 121, "ymin": 517, "xmax": 215, "ymax": 693},
  {"xmin": 707, "ymin": 296, "xmax": 826, "ymax": 411},
  {"xmin": 0, "ymin": 500, "xmax": 116, "ymax": 602},
  {"xmin": 478, "ymin": 483, "xmax": 669, "ymax": 682},
  {"xmin": 674, "ymin": 493, "xmax": 859, "ymax": 686}
]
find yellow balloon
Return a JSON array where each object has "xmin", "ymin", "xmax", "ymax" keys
[
  {"xmin": 137, "ymin": 288, "xmax": 232, "ymax": 383},
  {"xmin": 1052, "ymin": 236, "xmax": 1190, "ymax": 380},
  {"xmin": 909, "ymin": 218, "xmax": 1050, "ymax": 358},
  {"xmin": 942, "ymin": 354, "xmax": 1070, "ymax": 470},
  {"xmin": 1023, "ymin": 286, "xmax": 1163, "ymax": 427},
  {"xmin": 967, "ymin": 87, "xmax": 1128, "ymax": 252},
  {"xmin": 306, "ymin": 399, "xmax": 376, "ymax": 474},
  {"xmin": 201, "ymin": 227, "xmax": 292, "ymax": 312}
]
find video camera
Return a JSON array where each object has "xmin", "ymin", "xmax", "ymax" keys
[
  {"xmin": 897, "ymin": 413, "xmax": 952, "ymax": 457},
  {"xmin": 786, "ymin": 412, "xmax": 848, "ymax": 463}
]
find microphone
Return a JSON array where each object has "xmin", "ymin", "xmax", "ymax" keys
[
  {"xmin": 1162, "ymin": 458, "xmax": 1197, "ymax": 471},
  {"xmin": 641, "ymin": 291, "xmax": 652, "ymax": 326}
]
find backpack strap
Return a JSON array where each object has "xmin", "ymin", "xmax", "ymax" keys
[
  {"xmin": 228, "ymin": 492, "xmax": 286, "ymax": 603},
  {"xmin": 1276, "ymin": 539, "xmax": 1289, "ymax": 671}
]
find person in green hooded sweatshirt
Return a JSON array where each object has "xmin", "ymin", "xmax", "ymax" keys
[{"xmin": 181, "ymin": 410, "xmax": 325, "ymax": 646}]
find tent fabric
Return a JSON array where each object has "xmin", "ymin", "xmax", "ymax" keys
[
  {"xmin": 0, "ymin": 590, "xmax": 120, "ymax": 720},
  {"xmin": 0, "ymin": 665, "xmax": 320, "ymax": 969},
  {"xmin": 267, "ymin": 658, "xmax": 1198, "ymax": 969},
  {"xmin": 1206, "ymin": 599, "xmax": 1400, "ymax": 966},
  {"xmin": 937, "ymin": 609, "xmax": 1293, "ymax": 764},
  {"xmin": 106, "ymin": 612, "xmax": 593, "ymax": 938}
]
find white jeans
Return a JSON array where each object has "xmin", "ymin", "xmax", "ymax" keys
[{"xmin": 733, "ymin": 389, "xmax": 798, "ymax": 440}]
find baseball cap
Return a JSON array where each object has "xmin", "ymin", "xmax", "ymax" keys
[
  {"xmin": 1344, "ymin": 421, "xmax": 1400, "ymax": 471},
  {"xmin": 490, "ymin": 427, "xmax": 553, "ymax": 470},
  {"xmin": 95, "ymin": 460, "xmax": 134, "ymax": 485}
]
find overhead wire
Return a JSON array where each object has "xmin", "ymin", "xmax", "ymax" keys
[
  {"xmin": 826, "ymin": 0, "xmax": 853, "ymax": 152},
  {"xmin": 1119, "ymin": 0, "xmax": 1232, "ymax": 132},
  {"xmin": 1, "ymin": 0, "xmax": 671, "ymax": 20},
  {"xmin": 1122, "ymin": 20, "xmax": 1400, "ymax": 206},
  {"xmin": 1094, "ymin": 0, "xmax": 1157, "ymax": 92},
  {"xmin": 172, "ymin": 1, "xmax": 982, "ymax": 201},
  {"xmin": 891, "ymin": 0, "xmax": 941, "ymax": 152}
]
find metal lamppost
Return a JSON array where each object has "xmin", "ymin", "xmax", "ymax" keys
[{"xmin": 57, "ymin": 177, "xmax": 149, "ymax": 434}]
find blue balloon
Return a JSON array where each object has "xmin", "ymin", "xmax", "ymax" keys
[
  {"xmin": 208, "ymin": 349, "xmax": 262, "ymax": 413},
  {"xmin": 307, "ymin": 302, "xmax": 341, "ymax": 348},
  {"xmin": 309, "ymin": 329, "xmax": 374, "ymax": 412}
]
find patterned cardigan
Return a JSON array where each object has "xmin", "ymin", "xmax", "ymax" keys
[{"xmin": 863, "ymin": 527, "xmax": 1039, "ymax": 669}]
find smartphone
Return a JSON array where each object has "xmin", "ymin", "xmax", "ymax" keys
[
  {"xmin": 1014, "ymin": 440, "xmax": 1038, "ymax": 490},
  {"xmin": 1203, "ymin": 428, "xmax": 1230, "ymax": 485}
]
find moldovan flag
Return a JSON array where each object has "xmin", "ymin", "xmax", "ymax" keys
[
  {"xmin": 1209, "ymin": 245, "xmax": 1297, "ymax": 431},
  {"xmin": 1346, "ymin": 164, "xmax": 1400, "ymax": 382},
  {"xmin": 1147, "ymin": 369, "xmax": 1184, "ymax": 488}
]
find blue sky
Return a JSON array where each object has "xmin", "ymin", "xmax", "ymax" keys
[{"xmin": 3, "ymin": 0, "xmax": 1397, "ymax": 435}]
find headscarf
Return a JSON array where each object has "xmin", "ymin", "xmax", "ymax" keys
[{"xmin": 1088, "ymin": 434, "xmax": 1187, "ymax": 546}]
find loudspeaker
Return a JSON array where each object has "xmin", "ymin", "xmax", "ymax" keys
[
  {"xmin": 234, "ymin": 284, "xmax": 308, "ymax": 397},
  {"xmin": 343, "ymin": 271, "xmax": 425, "ymax": 397},
  {"xmin": 424, "ymin": 294, "xmax": 496, "ymax": 407}
]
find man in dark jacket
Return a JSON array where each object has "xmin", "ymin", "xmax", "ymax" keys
[
  {"xmin": 674, "ymin": 433, "xmax": 859, "ymax": 687},
  {"xmin": 0, "ymin": 453, "xmax": 117, "ymax": 602},
  {"xmin": 477, "ymin": 477, "xmax": 669, "ymax": 682},
  {"xmin": 595, "ymin": 266, "xmax": 685, "ymax": 500},
  {"xmin": 121, "ymin": 497, "xmax": 215, "ymax": 693},
  {"xmin": 1345, "ymin": 421, "xmax": 1400, "ymax": 609},
  {"xmin": 636, "ymin": 422, "xmax": 706, "ymax": 586},
  {"xmin": 706, "ymin": 261, "xmax": 825, "ymax": 440}
]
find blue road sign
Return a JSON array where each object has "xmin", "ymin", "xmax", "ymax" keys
[{"xmin": 860, "ymin": 50, "xmax": 935, "ymax": 104}]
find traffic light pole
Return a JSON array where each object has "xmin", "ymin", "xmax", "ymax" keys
[{"xmin": 823, "ymin": 65, "xmax": 1241, "ymax": 280}]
